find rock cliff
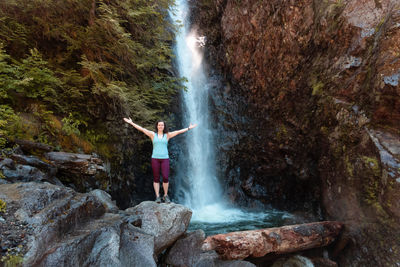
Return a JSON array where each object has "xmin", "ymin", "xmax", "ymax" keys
[{"xmin": 190, "ymin": 0, "xmax": 400, "ymax": 265}]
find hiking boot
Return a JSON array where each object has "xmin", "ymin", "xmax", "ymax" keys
[
  {"xmin": 163, "ymin": 195, "xmax": 171, "ymax": 204},
  {"xmin": 155, "ymin": 196, "xmax": 162, "ymax": 204}
]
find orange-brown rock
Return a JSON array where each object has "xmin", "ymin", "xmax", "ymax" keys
[
  {"xmin": 191, "ymin": 0, "xmax": 400, "ymax": 265},
  {"xmin": 202, "ymin": 221, "xmax": 343, "ymax": 260}
]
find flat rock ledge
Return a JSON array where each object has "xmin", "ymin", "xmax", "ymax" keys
[{"xmin": 202, "ymin": 221, "xmax": 343, "ymax": 260}]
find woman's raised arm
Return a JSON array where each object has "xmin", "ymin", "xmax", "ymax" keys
[
  {"xmin": 167, "ymin": 123, "xmax": 198, "ymax": 140},
  {"xmin": 123, "ymin": 118, "xmax": 154, "ymax": 139}
]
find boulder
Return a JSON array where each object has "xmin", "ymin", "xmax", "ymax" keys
[
  {"xmin": 89, "ymin": 189, "xmax": 119, "ymax": 213},
  {"xmin": 0, "ymin": 158, "xmax": 15, "ymax": 169},
  {"xmin": 166, "ymin": 230, "xmax": 212, "ymax": 266},
  {"xmin": 0, "ymin": 182, "xmax": 192, "ymax": 267},
  {"xmin": 202, "ymin": 221, "xmax": 343, "ymax": 260},
  {"xmin": 310, "ymin": 257, "xmax": 338, "ymax": 267},
  {"xmin": 0, "ymin": 156, "xmax": 61, "ymax": 186},
  {"xmin": 44, "ymin": 152, "xmax": 108, "ymax": 192},
  {"xmin": 271, "ymin": 255, "xmax": 314, "ymax": 267},
  {"xmin": 35, "ymin": 214, "xmax": 156, "ymax": 267},
  {"xmin": 2, "ymin": 165, "xmax": 47, "ymax": 182},
  {"xmin": 45, "ymin": 152, "xmax": 105, "ymax": 175},
  {"xmin": 125, "ymin": 201, "xmax": 192, "ymax": 254},
  {"xmin": 166, "ymin": 230, "xmax": 256, "ymax": 267},
  {"xmin": 10, "ymin": 154, "xmax": 57, "ymax": 175}
]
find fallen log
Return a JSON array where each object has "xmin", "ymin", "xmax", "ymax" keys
[{"xmin": 202, "ymin": 221, "xmax": 343, "ymax": 260}]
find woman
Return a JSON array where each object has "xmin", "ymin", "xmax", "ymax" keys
[{"xmin": 123, "ymin": 117, "xmax": 197, "ymax": 203}]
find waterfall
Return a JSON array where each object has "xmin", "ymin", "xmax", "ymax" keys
[
  {"xmin": 171, "ymin": 0, "xmax": 223, "ymax": 211},
  {"xmin": 170, "ymin": 0, "xmax": 291, "ymax": 235}
]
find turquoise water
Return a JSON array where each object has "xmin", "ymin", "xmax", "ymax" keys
[{"xmin": 187, "ymin": 204, "xmax": 292, "ymax": 236}]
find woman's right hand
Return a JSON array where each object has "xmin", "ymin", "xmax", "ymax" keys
[{"xmin": 123, "ymin": 117, "xmax": 132, "ymax": 124}]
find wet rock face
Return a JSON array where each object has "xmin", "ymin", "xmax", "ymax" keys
[{"xmin": 190, "ymin": 0, "xmax": 400, "ymax": 265}]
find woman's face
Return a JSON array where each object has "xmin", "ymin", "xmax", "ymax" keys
[{"xmin": 157, "ymin": 122, "xmax": 165, "ymax": 132}]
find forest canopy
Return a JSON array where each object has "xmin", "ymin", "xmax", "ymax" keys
[{"xmin": 0, "ymin": 0, "xmax": 182, "ymax": 154}]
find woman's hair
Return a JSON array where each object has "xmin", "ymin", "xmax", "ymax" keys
[{"xmin": 155, "ymin": 121, "xmax": 169, "ymax": 134}]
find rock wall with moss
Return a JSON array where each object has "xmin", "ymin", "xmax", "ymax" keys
[
  {"xmin": 0, "ymin": 0, "xmax": 182, "ymax": 207},
  {"xmin": 191, "ymin": 0, "xmax": 400, "ymax": 265}
]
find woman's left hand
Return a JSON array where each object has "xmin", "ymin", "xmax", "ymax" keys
[{"xmin": 188, "ymin": 123, "xmax": 198, "ymax": 130}]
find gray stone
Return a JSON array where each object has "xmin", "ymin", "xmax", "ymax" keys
[
  {"xmin": 166, "ymin": 230, "xmax": 256, "ymax": 267},
  {"xmin": 35, "ymin": 214, "xmax": 156, "ymax": 267},
  {"xmin": 89, "ymin": 189, "xmax": 119, "ymax": 213},
  {"xmin": 2, "ymin": 165, "xmax": 47, "ymax": 182},
  {"xmin": 125, "ymin": 201, "xmax": 192, "ymax": 254},
  {"xmin": 271, "ymin": 255, "xmax": 314, "ymax": 267},
  {"xmin": 212, "ymin": 260, "xmax": 256, "ymax": 267},
  {"xmin": 0, "ymin": 179, "xmax": 9, "ymax": 184},
  {"xmin": 0, "ymin": 158, "xmax": 15, "ymax": 170},
  {"xmin": 166, "ymin": 230, "xmax": 208, "ymax": 266},
  {"xmin": 10, "ymin": 154, "xmax": 57, "ymax": 175},
  {"xmin": 44, "ymin": 152, "xmax": 106, "ymax": 175},
  {"xmin": 0, "ymin": 182, "xmax": 190, "ymax": 267}
]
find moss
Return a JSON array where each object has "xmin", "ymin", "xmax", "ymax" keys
[
  {"xmin": 0, "ymin": 170, "xmax": 4, "ymax": 179},
  {"xmin": 320, "ymin": 126, "xmax": 329, "ymax": 135},
  {"xmin": 344, "ymin": 154, "xmax": 354, "ymax": 178},
  {"xmin": 1, "ymin": 253, "xmax": 23, "ymax": 267},
  {"xmin": 276, "ymin": 124, "xmax": 289, "ymax": 142},
  {"xmin": 311, "ymin": 80, "xmax": 324, "ymax": 96},
  {"xmin": 364, "ymin": 178, "xmax": 387, "ymax": 217},
  {"xmin": 362, "ymin": 156, "xmax": 381, "ymax": 177},
  {"xmin": 0, "ymin": 199, "xmax": 6, "ymax": 213}
]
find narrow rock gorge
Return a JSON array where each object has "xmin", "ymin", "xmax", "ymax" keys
[{"xmin": 189, "ymin": 0, "xmax": 400, "ymax": 265}]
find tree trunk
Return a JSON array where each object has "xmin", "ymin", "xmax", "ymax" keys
[{"xmin": 202, "ymin": 221, "xmax": 343, "ymax": 260}]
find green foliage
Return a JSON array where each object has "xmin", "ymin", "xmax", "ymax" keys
[
  {"xmin": 0, "ymin": 44, "xmax": 17, "ymax": 100},
  {"xmin": 0, "ymin": 105, "xmax": 20, "ymax": 148},
  {"xmin": 62, "ymin": 113, "xmax": 88, "ymax": 136},
  {"xmin": 0, "ymin": 0, "xmax": 182, "ymax": 155},
  {"xmin": 85, "ymin": 129, "xmax": 108, "ymax": 144},
  {"xmin": 15, "ymin": 49, "xmax": 61, "ymax": 106}
]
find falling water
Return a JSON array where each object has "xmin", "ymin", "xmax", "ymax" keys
[
  {"xmin": 171, "ymin": 0, "xmax": 291, "ymax": 236},
  {"xmin": 171, "ymin": 0, "xmax": 223, "ymax": 210}
]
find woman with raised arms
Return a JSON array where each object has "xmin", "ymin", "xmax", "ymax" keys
[{"xmin": 123, "ymin": 118, "xmax": 197, "ymax": 203}]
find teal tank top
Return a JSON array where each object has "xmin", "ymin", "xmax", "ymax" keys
[{"xmin": 152, "ymin": 133, "xmax": 169, "ymax": 159}]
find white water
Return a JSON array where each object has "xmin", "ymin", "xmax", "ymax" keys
[
  {"xmin": 171, "ymin": 0, "xmax": 224, "ymax": 213},
  {"xmin": 170, "ymin": 0, "xmax": 291, "ymax": 233}
]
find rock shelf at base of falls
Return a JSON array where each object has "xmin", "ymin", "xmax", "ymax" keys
[
  {"xmin": 0, "ymin": 180, "xmax": 346, "ymax": 267},
  {"xmin": 0, "ymin": 182, "xmax": 256, "ymax": 267}
]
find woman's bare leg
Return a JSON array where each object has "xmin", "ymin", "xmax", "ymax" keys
[
  {"xmin": 153, "ymin": 182, "xmax": 160, "ymax": 197},
  {"xmin": 162, "ymin": 182, "xmax": 169, "ymax": 196}
]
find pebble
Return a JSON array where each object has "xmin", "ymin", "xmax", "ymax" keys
[{"xmin": 0, "ymin": 216, "xmax": 5, "ymax": 223}]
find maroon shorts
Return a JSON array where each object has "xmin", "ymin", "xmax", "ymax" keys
[{"xmin": 151, "ymin": 158, "xmax": 169, "ymax": 183}]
